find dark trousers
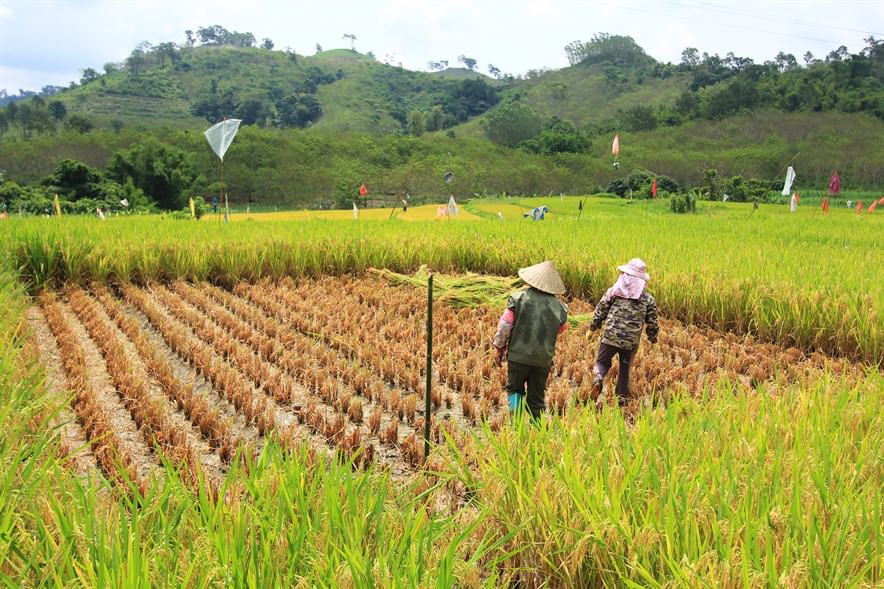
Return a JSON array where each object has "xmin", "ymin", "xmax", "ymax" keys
[
  {"xmin": 505, "ymin": 360, "xmax": 550, "ymax": 419},
  {"xmin": 594, "ymin": 342, "xmax": 635, "ymax": 405}
]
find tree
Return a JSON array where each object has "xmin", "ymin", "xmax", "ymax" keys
[
  {"xmin": 680, "ymin": 47, "xmax": 700, "ymax": 68},
  {"xmin": 406, "ymin": 110, "xmax": 426, "ymax": 136},
  {"xmin": 262, "ymin": 37, "xmax": 274, "ymax": 50},
  {"xmin": 126, "ymin": 48, "xmax": 146, "ymax": 76},
  {"xmin": 276, "ymin": 94, "xmax": 322, "ymax": 127},
  {"xmin": 619, "ymin": 104, "xmax": 657, "ymax": 131},
  {"xmin": 481, "ymin": 102, "xmax": 543, "ymax": 147},
  {"xmin": 826, "ymin": 46, "xmax": 848, "ymax": 62},
  {"xmin": 48, "ymin": 100, "xmax": 67, "ymax": 122},
  {"xmin": 342, "ymin": 33, "xmax": 356, "ymax": 51},
  {"xmin": 235, "ymin": 99, "xmax": 268, "ymax": 126},
  {"xmin": 519, "ymin": 118, "xmax": 592, "ymax": 155},
  {"xmin": 443, "ymin": 78, "xmax": 499, "ymax": 123},
  {"xmin": 564, "ymin": 34, "xmax": 654, "ymax": 69},
  {"xmin": 103, "ymin": 62, "xmax": 118, "ymax": 75},
  {"xmin": 427, "ymin": 60, "xmax": 448, "ymax": 71},
  {"xmin": 487, "ymin": 64, "xmax": 501, "ymax": 79},
  {"xmin": 702, "ymin": 168, "xmax": 719, "ymax": 200},
  {"xmin": 773, "ymin": 51, "xmax": 798, "ymax": 72},
  {"xmin": 154, "ymin": 42, "xmax": 179, "ymax": 67},
  {"xmin": 80, "ymin": 68, "xmax": 100, "ymax": 84},
  {"xmin": 106, "ymin": 139, "xmax": 197, "ymax": 210},
  {"xmin": 458, "ymin": 55, "xmax": 477, "ymax": 71},
  {"xmin": 316, "ymin": 43, "xmax": 322, "ymax": 53},
  {"xmin": 65, "ymin": 114, "xmax": 94, "ymax": 134},
  {"xmin": 185, "ymin": 30, "xmax": 195, "ymax": 47},
  {"xmin": 41, "ymin": 158, "xmax": 105, "ymax": 201}
]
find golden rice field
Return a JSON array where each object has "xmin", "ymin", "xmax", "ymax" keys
[
  {"xmin": 201, "ymin": 203, "xmax": 481, "ymax": 222},
  {"xmin": 0, "ymin": 196, "xmax": 881, "ymax": 587}
]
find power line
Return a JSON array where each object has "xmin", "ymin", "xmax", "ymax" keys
[
  {"xmin": 670, "ymin": 0, "xmax": 884, "ymax": 37},
  {"xmin": 599, "ymin": 0, "xmax": 875, "ymax": 51}
]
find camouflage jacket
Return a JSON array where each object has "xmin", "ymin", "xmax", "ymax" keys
[{"xmin": 590, "ymin": 291, "xmax": 658, "ymax": 350}]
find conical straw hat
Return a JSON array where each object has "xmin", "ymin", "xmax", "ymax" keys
[{"xmin": 517, "ymin": 260, "xmax": 565, "ymax": 295}]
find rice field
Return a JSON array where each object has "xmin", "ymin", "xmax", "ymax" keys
[
  {"xmin": 0, "ymin": 197, "xmax": 881, "ymax": 587},
  {"xmin": 200, "ymin": 203, "xmax": 481, "ymax": 222}
]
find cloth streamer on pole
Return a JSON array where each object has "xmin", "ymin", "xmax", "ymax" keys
[
  {"xmin": 781, "ymin": 166, "xmax": 796, "ymax": 196},
  {"xmin": 828, "ymin": 171, "xmax": 841, "ymax": 195},
  {"xmin": 612, "ymin": 134, "xmax": 620, "ymax": 157},
  {"xmin": 204, "ymin": 119, "xmax": 242, "ymax": 162},
  {"xmin": 353, "ymin": 202, "xmax": 359, "ymax": 220}
]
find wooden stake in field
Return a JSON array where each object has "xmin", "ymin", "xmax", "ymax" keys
[
  {"xmin": 424, "ymin": 273, "xmax": 433, "ymax": 461},
  {"xmin": 204, "ymin": 119, "xmax": 242, "ymax": 223}
]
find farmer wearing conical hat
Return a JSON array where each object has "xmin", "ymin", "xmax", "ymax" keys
[
  {"xmin": 589, "ymin": 258, "xmax": 659, "ymax": 407},
  {"xmin": 492, "ymin": 260, "xmax": 569, "ymax": 419}
]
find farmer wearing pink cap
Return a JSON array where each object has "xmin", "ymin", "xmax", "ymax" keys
[
  {"xmin": 589, "ymin": 258, "xmax": 659, "ymax": 407},
  {"xmin": 492, "ymin": 260, "xmax": 569, "ymax": 419}
]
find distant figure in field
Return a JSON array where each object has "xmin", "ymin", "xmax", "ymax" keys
[
  {"xmin": 523, "ymin": 205, "xmax": 550, "ymax": 221},
  {"xmin": 212, "ymin": 195, "xmax": 219, "ymax": 214},
  {"xmin": 589, "ymin": 258, "xmax": 659, "ymax": 408},
  {"xmin": 492, "ymin": 261, "xmax": 569, "ymax": 419}
]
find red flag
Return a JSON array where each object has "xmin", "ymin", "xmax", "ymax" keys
[
  {"xmin": 828, "ymin": 172, "xmax": 841, "ymax": 194},
  {"xmin": 651, "ymin": 178, "xmax": 657, "ymax": 198},
  {"xmin": 867, "ymin": 199, "xmax": 878, "ymax": 213},
  {"xmin": 794, "ymin": 191, "xmax": 800, "ymax": 203},
  {"xmin": 856, "ymin": 200, "xmax": 863, "ymax": 214},
  {"xmin": 822, "ymin": 196, "xmax": 829, "ymax": 214},
  {"xmin": 879, "ymin": 196, "xmax": 884, "ymax": 206},
  {"xmin": 612, "ymin": 134, "xmax": 620, "ymax": 157},
  {"xmin": 358, "ymin": 183, "xmax": 368, "ymax": 196}
]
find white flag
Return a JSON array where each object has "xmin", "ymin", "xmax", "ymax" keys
[
  {"xmin": 204, "ymin": 119, "xmax": 242, "ymax": 162},
  {"xmin": 353, "ymin": 202, "xmax": 359, "ymax": 220},
  {"xmin": 447, "ymin": 195, "xmax": 458, "ymax": 216},
  {"xmin": 781, "ymin": 166, "xmax": 796, "ymax": 196}
]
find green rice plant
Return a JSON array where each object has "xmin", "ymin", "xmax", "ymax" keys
[{"xmin": 441, "ymin": 372, "xmax": 882, "ymax": 586}]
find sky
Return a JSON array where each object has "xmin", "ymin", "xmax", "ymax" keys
[{"xmin": 1, "ymin": 0, "xmax": 883, "ymax": 93}]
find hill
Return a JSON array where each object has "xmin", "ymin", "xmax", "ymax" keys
[{"xmin": 0, "ymin": 32, "xmax": 882, "ymax": 210}]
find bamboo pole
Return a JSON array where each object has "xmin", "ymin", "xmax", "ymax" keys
[{"xmin": 423, "ymin": 273, "xmax": 433, "ymax": 461}]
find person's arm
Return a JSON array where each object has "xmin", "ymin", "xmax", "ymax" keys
[
  {"xmin": 557, "ymin": 301, "xmax": 569, "ymax": 334},
  {"xmin": 492, "ymin": 296, "xmax": 518, "ymax": 364},
  {"xmin": 589, "ymin": 295, "xmax": 613, "ymax": 331},
  {"xmin": 645, "ymin": 295, "xmax": 659, "ymax": 343},
  {"xmin": 492, "ymin": 308, "xmax": 515, "ymax": 349}
]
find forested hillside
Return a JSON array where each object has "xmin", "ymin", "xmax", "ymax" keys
[{"xmin": 1, "ymin": 28, "xmax": 882, "ymax": 212}]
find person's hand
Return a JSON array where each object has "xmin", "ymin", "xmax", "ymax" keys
[{"xmin": 494, "ymin": 346, "xmax": 506, "ymax": 366}]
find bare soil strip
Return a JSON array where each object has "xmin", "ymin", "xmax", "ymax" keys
[
  {"xmin": 32, "ymin": 275, "xmax": 865, "ymax": 491},
  {"xmin": 25, "ymin": 306, "xmax": 101, "ymax": 480}
]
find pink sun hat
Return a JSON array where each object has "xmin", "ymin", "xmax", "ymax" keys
[{"xmin": 617, "ymin": 258, "xmax": 650, "ymax": 281}]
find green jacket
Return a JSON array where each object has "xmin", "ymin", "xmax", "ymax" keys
[{"xmin": 507, "ymin": 288, "xmax": 569, "ymax": 367}]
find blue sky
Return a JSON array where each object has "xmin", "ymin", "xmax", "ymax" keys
[{"xmin": 1, "ymin": 0, "xmax": 882, "ymax": 93}]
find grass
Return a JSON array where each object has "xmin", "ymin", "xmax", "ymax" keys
[
  {"xmin": 2, "ymin": 196, "xmax": 881, "ymax": 362},
  {"xmin": 0, "ymin": 208, "xmax": 881, "ymax": 585},
  {"xmin": 199, "ymin": 203, "xmax": 481, "ymax": 222}
]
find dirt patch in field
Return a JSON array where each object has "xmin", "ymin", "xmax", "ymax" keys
[{"xmin": 29, "ymin": 274, "xmax": 865, "ymax": 490}]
